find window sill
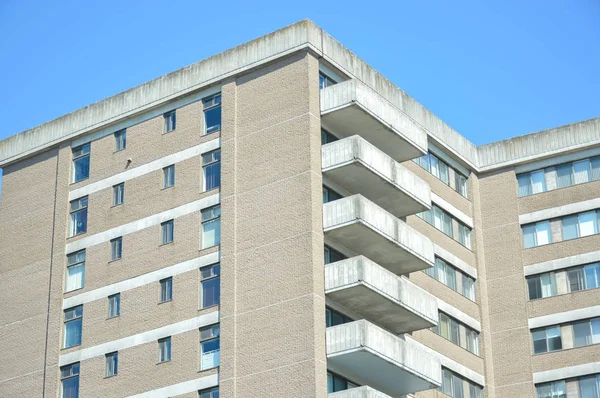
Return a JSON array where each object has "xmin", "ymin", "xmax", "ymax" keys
[
  {"xmin": 162, "ymin": 129, "xmax": 176, "ymax": 135},
  {"xmin": 198, "ymin": 365, "xmax": 219, "ymax": 373},
  {"xmin": 111, "ymin": 203, "xmax": 124, "ymax": 208},
  {"xmin": 199, "ymin": 303, "xmax": 220, "ymax": 312},
  {"xmin": 67, "ymin": 232, "xmax": 87, "ymax": 240},
  {"xmin": 104, "ymin": 374, "xmax": 118, "ymax": 379},
  {"xmin": 161, "ymin": 185, "xmax": 174, "ymax": 191},
  {"xmin": 203, "ymin": 129, "xmax": 220, "ymax": 137},
  {"xmin": 156, "ymin": 360, "xmax": 171, "ymax": 365},
  {"xmin": 106, "ymin": 315, "xmax": 120, "ymax": 320},
  {"xmin": 64, "ymin": 286, "xmax": 85, "ymax": 295},
  {"xmin": 158, "ymin": 299, "xmax": 173, "ymax": 305},
  {"xmin": 160, "ymin": 241, "xmax": 174, "ymax": 247},
  {"xmin": 70, "ymin": 177, "xmax": 90, "ymax": 186},
  {"xmin": 113, "ymin": 149, "xmax": 126, "ymax": 154},
  {"xmin": 108, "ymin": 258, "xmax": 122, "ymax": 264},
  {"xmin": 61, "ymin": 344, "xmax": 82, "ymax": 351}
]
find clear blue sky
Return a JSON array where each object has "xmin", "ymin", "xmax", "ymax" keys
[{"xmin": 0, "ymin": 0, "xmax": 598, "ymax": 146}]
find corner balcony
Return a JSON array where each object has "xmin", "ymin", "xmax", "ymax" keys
[
  {"xmin": 322, "ymin": 135, "xmax": 431, "ymax": 218},
  {"xmin": 329, "ymin": 386, "xmax": 392, "ymax": 398},
  {"xmin": 323, "ymin": 195, "xmax": 434, "ymax": 274},
  {"xmin": 325, "ymin": 256, "xmax": 437, "ymax": 334},
  {"xmin": 320, "ymin": 79, "xmax": 428, "ymax": 162},
  {"xmin": 327, "ymin": 320, "xmax": 442, "ymax": 396}
]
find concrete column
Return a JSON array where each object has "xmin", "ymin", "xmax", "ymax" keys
[
  {"xmin": 550, "ymin": 219, "xmax": 562, "ymax": 243},
  {"xmin": 449, "ymin": 167, "xmax": 457, "ymax": 190},
  {"xmin": 545, "ymin": 166, "xmax": 557, "ymax": 191},
  {"xmin": 556, "ymin": 271, "xmax": 569, "ymax": 295},
  {"xmin": 561, "ymin": 324, "xmax": 574, "ymax": 349}
]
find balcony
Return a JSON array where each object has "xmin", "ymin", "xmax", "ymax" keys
[
  {"xmin": 323, "ymin": 195, "xmax": 434, "ymax": 274},
  {"xmin": 322, "ymin": 136, "xmax": 431, "ymax": 218},
  {"xmin": 327, "ymin": 320, "xmax": 441, "ymax": 396},
  {"xmin": 325, "ymin": 256, "xmax": 437, "ymax": 333},
  {"xmin": 320, "ymin": 80, "xmax": 428, "ymax": 163},
  {"xmin": 329, "ymin": 386, "xmax": 392, "ymax": 398}
]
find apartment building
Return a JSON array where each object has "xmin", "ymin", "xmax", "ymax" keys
[{"xmin": 0, "ymin": 19, "xmax": 599, "ymax": 398}]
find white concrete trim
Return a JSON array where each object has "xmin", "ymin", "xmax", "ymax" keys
[
  {"xmin": 533, "ymin": 362, "xmax": 600, "ymax": 384},
  {"xmin": 429, "ymin": 142, "xmax": 471, "ymax": 177},
  {"xmin": 515, "ymin": 146, "xmax": 600, "ymax": 174},
  {"xmin": 69, "ymin": 138, "xmax": 220, "ymax": 200},
  {"xmin": 528, "ymin": 305, "xmax": 600, "ymax": 329},
  {"xmin": 434, "ymin": 244, "xmax": 477, "ymax": 279},
  {"xmin": 59, "ymin": 311, "xmax": 219, "ymax": 366},
  {"xmin": 437, "ymin": 298, "xmax": 481, "ymax": 332},
  {"xmin": 404, "ymin": 335, "xmax": 485, "ymax": 386},
  {"xmin": 524, "ymin": 251, "xmax": 600, "ymax": 276},
  {"xmin": 431, "ymin": 193, "xmax": 473, "ymax": 228},
  {"xmin": 124, "ymin": 374, "xmax": 219, "ymax": 398},
  {"xmin": 63, "ymin": 251, "xmax": 220, "ymax": 309},
  {"xmin": 66, "ymin": 194, "xmax": 220, "ymax": 253},
  {"xmin": 519, "ymin": 197, "xmax": 600, "ymax": 225},
  {"xmin": 72, "ymin": 86, "xmax": 221, "ymax": 148}
]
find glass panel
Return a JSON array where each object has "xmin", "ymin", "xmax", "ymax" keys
[
  {"xmin": 573, "ymin": 160, "xmax": 591, "ymax": 184},
  {"xmin": 450, "ymin": 319, "xmax": 460, "ymax": 344},
  {"xmin": 523, "ymin": 224, "xmax": 537, "ymax": 248},
  {"xmin": 585, "ymin": 263, "xmax": 600, "ymax": 289},
  {"xmin": 528, "ymin": 275, "xmax": 542, "ymax": 300},
  {"xmin": 439, "ymin": 313, "xmax": 450, "ymax": 340},
  {"xmin": 446, "ymin": 266, "xmax": 457, "ymax": 290},
  {"xmin": 439, "ymin": 160, "xmax": 450, "ymax": 184},
  {"xmin": 540, "ymin": 273, "xmax": 557, "ymax": 298},
  {"xmin": 443, "ymin": 213, "xmax": 454, "ymax": 237},
  {"xmin": 579, "ymin": 211, "xmax": 598, "ymax": 237},
  {"xmin": 327, "ymin": 373, "xmax": 334, "ymax": 393},
  {"xmin": 203, "ymin": 162, "xmax": 221, "ymax": 191},
  {"xmin": 546, "ymin": 326, "xmax": 562, "ymax": 351},
  {"xmin": 552, "ymin": 381, "xmax": 567, "ymax": 398},
  {"xmin": 579, "ymin": 376, "xmax": 598, "ymax": 398},
  {"xmin": 456, "ymin": 173, "xmax": 468, "ymax": 197},
  {"xmin": 531, "ymin": 170, "xmax": 547, "ymax": 194},
  {"xmin": 73, "ymin": 155, "xmax": 90, "ymax": 183},
  {"xmin": 202, "ymin": 219, "xmax": 221, "ymax": 249},
  {"xmin": 591, "ymin": 318, "xmax": 600, "ymax": 344},
  {"xmin": 591, "ymin": 157, "xmax": 600, "ymax": 181},
  {"xmin": 433, "ymin": 207, "xmax": 443, "ymax": 230},
  {"xmin": 562, "ymin": 215, "xmax": 580, "ymax": 240},
  {"xmin": 573, "ymin": 321, "xmax": 592, "ymax": 347},
  {"xmin": 536, "ymin": 383, "xmax": 552, "ymax": 398},
  {"xmin": 430, "ymin": 154, "xmax": 440, "ymax": 179},
  {"xmin": 61, "ymin": 375, "xmax": 80, "ymax": 398},
  {"xmin": 518, "ymin": 174, "xmax": 532, "ymax": 197},
  {"xmin": 202, "ymin": 277, "xmax": 220, "ymax": 308},
  {"xmin": 204, "ymin": 106, "xmax": 222, "ymax": 134},
  {"xmin": 532, "ymin": 329, "xmax": 548, "ymax": 354},
  {"xmin": 536, "ymin": 221, "xmax": 551, "ymax": 246},
  {"xmin": 201, "ymin": 338, "xmax": 220, "ymax": 369},
  {"xmin": 65, "ymin": 263, "xmax": 84, "ymax": 292},
  {"xmin": 568, "ymin": 268, "xmax": 586, "ymax": 292},
  {"xmin": 453, "ymin": 374, "xmax": 464, "ymax": 398},
  {"xmin": 64, "ymin": 318, "xmax": 82, "ymax": 348},
  {"xmin": 556, "ymin": 163, "xmax": 573, "ymax": 188},
  {"xmin": 442, "ymin": 369, "xmax": 453, "ymax": 395}
]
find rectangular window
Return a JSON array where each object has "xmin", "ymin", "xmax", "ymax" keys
[
  {"xmin": 327, "ymin": 371, "xmax": 358, "ymax": 393},
  {"xmin": 562, "ymin": 214, "xmax": 580, "ymax": 240},
  {"xmin": 458, "ymin": 223, "xmax": 472, "ymax": 249},
  {"xmin": 112, "ymin": 183, "xmax": 124, "ymax": 206},
  {"xmin": 201, "ymin": 263, "xmax": 220, "ymax": 308},
  {"xmin": 455, "ymin": 173, "xmax": 468, "ymax": 198},
  {"xmin": 161, "ymin": 220, "xmax": 174, "ymax": 245},
  {"xmin": 322, "ymin": 186, "xmax": 343, "ymax": 203},
  {"xmin": 65, "ymin": 250, "xmax": 85, "ymax": 292},
  {"xmin": 585, "ymin": 263, "xmax": 600, "ymax": 289},
  {"xmin": 158, "ymin": 337, "xmax": 171, "ymax": 362},
  {"xmin": 462, "ymin": 274, "xmax": 476, "ymax": 301},
  {"xmin": 523, "ymin": 221, "xmax": 551, "ymax": 248},
  {"xmin": 203, "ymin": 94, "xmax": 221, "ymax": 135},
  {"xmin": 556, "ymin": 163, "xmax": 573, "ymax": 188},
  {"xmin": 60, "ymin": 362, "xmax": 80, "ymax": 398},
  {"xmin": 573, "ymin": 159, "xmax": 591, "ymax": 184},
  {"xmin": 435, "ymin": 312, "xmax": 461, "ymax": 345},
  {"xmin": 466, "ymin": 329, "xmax": 480, "ymax": 355},
  {"xmin": 591, "ymin": 157, "xmax": 600, "ymax": 181},
  {"xmin": 568, "ymin": 267, "xmax": 586, "ymax": 292},
  {"xmin": 163, "ymin": 165, "xmax": 175, "ymax": 188},
  {"xmin": 63, "ymin": 305, "xmax": 83, "ymax": 348},
  {"xmin": 470, "ymin": 384, "xmax": 484, "ymax": 398},
  {"xmin": 326, "ymin": 307, "xmax": 353, "ymax": 327},
  {"xmin": 164, "ymin": 110, "xmax": 176, "ymax": 133},
  {"xmin": 69, "ymin": 197, "xmax": 88, "ymax": 237},
  {"xmin": 324, "ymin": 246, "xmax": 346, "ymax": 264},
  {"xmin": 574, "ymin": 320, "xmax": 592, "ymax": 347},
  {"xmin": 108, "ymin": 294, "xmax": 120, "ymax": 318},
  {"xmin": 536, "ymin": 381, "xmax": 566, "ymax": 398},
  {"xmin": 319, "ymin": 72, "xmax": 337, "ymax": 89},
  {"xmin": 72, "ymin": 143, "xmax": 90, "ymax": 183},
  {"xmin": 531, "ymin": 170, "xmax": 547, "ymax": 194},
  {"xmin": 200, "ymin": 324, "xmax": 220, "ymax": 370},
  {"xmin": 579, "ymin": 211, "xmax": 598, "ymax": 237},
  {"xmin": 105, "ymin": 352, "xmax": 118, "ymax": 377},
  {"xmin": 199, "ymin": 387, "xmax": 219, "ymax": 398},
  {"xmin": 201, "ymin": 206, "xmax": 221, "ymax": 249},
  {"xmin": 321, "ymin": 129, "xmax": 338, "ymax": 145},
  {"xmin": 110, "ymin": 237, "xmax": 122, "ymax": 261},
  {"xmin": 160, "ymin": 278, "xmax": 173, "ymax": 303},
  {"xmin": 114, "ymin": 129, "xmax": 126, "ymax": 152},
  {"xmin": 202, "ymin": 150, "xmax": 221, "ymax": 192},
  {"xmin": 518, "ymin": 173, "xmax": 533, "ymax": 197},
  {"xmin": 578, "ymin": 376, "xmax": 598, "ymax": 398}
]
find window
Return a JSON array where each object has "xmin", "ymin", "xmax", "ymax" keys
[
  {"xmin": 72, "ymin": 144, "xmax": 90, "ymax": 183},
  {"xmin": 578, "ymin": 376, "xmax": 599, "ymax": 398},
  {"xmin": 434, "ymin": 312, "xmax": 461, "ymax": 345},
  {"xmin": 200, "ymin": 324, "xmax": 220, "ymax": 370},
  {"xmin": 163, "ymin": 165, "xmax": 175, "ymax": 188},
  {"xmin": 200, "ymin": 263, "xmax": 220, "ymax": 308},
  {"xmin": 63, "ymin": 305, "xmax": 83, "ymax": 348},
  {"xmin": 201, "ymin": 206, "xmax": 221, "ymax": 249},
  {"xmin": 563, "ymin": 211, "xmax": 599, "ymax": 241},
  {"xmin": 105, "ymin": 352, "xmax": 118, "ymax": 377},
  {"xmin": 327, "ymin": 372, "xmax": 358, "ymax": 393},
  {"xmin": 160, "ymin": 278, "xmax": 173, "ymax": 303},
  {"xmin": 462, "ymin": 274, "xmax": 476, "ymax": 301},
  {"xmin": 425, "ymin": 257, "xmax": 458, "ymax": 291},
  {"xmin": 164, "ymin": 110, "xmax": 176, "ymax": 133},
  {"xmin": 413, "ymin": 152, "xmax": 469, "ymax": 198},
  {"xmin": 112, "ymin": 183, "xmax": 124, "ymax": 206},
  {"xmin": 518, "ymin": 170, "xmax": 546, "ymax": 197},
  {"xmin": 326, "ymin": 306, "xmax": 353, "ymax": 327},
  {"xmin": 158, "ymin": 337, "xmax": 171, "ymax": 362},
  {"xmin": 585, "ymin": 263, "xmax": 600, "ymax": 289},
  {"xmin": 114, "ymin": 129, "xmax": 126, "ymax": 152},
  {"xmin": 532, "ymin": 326, "xmax": 562, "ymax": 354},
  {"xmin": 321, "ymin": 129, "xmax": 338, "ymax": 145},
  {"xmin": 470, "ymin": 384, "xmax": 484, "ymax": 398},
  {"xmin": 322, "ymin": 186, "xmax": 343, "ymax": 203},
  {"xmin": 108, "ymin": 294, "xmax": 120, "ymax": 318},
  {"xmin": 439, "ymin": 368, "xmax": 470, "ymax": 398},
  {"xmin": 202, "ymin": 150, "xmax": 221, "ymax": 191},
  {"xmin": 458, "ymin": 222, "xmax": 472, "ymax": 249},
  {"xmin": 466, "ymin": 328, "xmax": 480, "ymax": 355},
  {"xmin": 110, "ymin": 237, "xmax": 122, "ymax": 261},
  {"xmin": 319, "ymin": 72, "xmax": 336, "ymax": 89},
  {"xmin": 527, "ymin": 272, "xmax": 557, "ymax": 300},
  {"xmin": 65, "ymin": 250, "xmax": 85, "ymax": 292},
  {"xmin": 69, "ymin": 197, "xmax": 88, "ymax": 237},
  {"xmin": 199, "ymin": 387, "xmax": 219, "ymax": 398},
  {"xmin": 536, "ymin": 381, "xmax": 566, "ymax": 398},
  {"xmin": 574, "ymin": 320, "xmax": 593, "ymax": 347},
  {"xmin": 456, "ymin": 172, "xmax": 469, "ymax": 197},
  {"xmin": 568, "ymin": 267, "xmax": 586, "ymax": 292},
  {"xmin": 519, "ymin": 157, "xmax": 600, "ymax": 197},
  {"xmin": 419, "ymin": 205, "xmax": 454, "ymax": 238},
  {"xmin": 161, "ymin": 220, "xmax": 174, "ymax": 245},
  {"xmin": 203, "ymin": 94, "xmax": 221, "ymax": 135},
  {"xmin": 324, "ymin": 246, "xmax": 346, "ymax": 264},
  {"xmin": 522, "ymin": 221, "xmax": 551, "ymax": 248},
  {"xmin": 60, "ymin": 362, "xmax": 80, "ymax": 398}
]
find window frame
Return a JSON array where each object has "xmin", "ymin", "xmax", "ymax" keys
[
  {"xmin": 112, "ymin": 183, "xmax": 124, "ymax": 206},
  {"xmin": 108, "ymin": 293, "xmax": 120, "ymax": 319},
  {"xmin": 69, "ymin": 197, "xmax": 88, "ymax": 237},
  {"xmin": 72, "ymin": 143, "xmax": 91, "ymax": 183},
  {"xmin": 326, "ymin": 306, "xmax": 353, "ymax": 327},
  {"xmin": 319, "ymin": 72, "xmax": 337, "ymax": 89},
  {"xmin": 202, "ymin": 150, "xmax": 221, "ymax": 192},
  {"xmin": 60, "ymin": 362, "xmax": 80, "ymax": 398},
  {"xmin": 63, "ymin": 305, "xmax": 83, "ymax": 349},
  {"xmin": 532, "ymin": 325, "xmax": 562, "ymax": 354},
  {"xmin": 105, "ymin": 351, "xmax": 118, "ymax": 377},
  {"xmin": 203, "ymin": 94, "xmax": 222, "ymax": 135},
  {"xmin": 114, "ymin": 129, "xmax": 126, "ymax": 152},
  {"xmin": 65, "ymin": 250, "xmax": 86, "ymax": 292},
  {"xmin": 199, "ymin": 324, "xmax": 221, "ymax": 370},
  {"xmin": 110, "ymin": 237, "xmax": 122, "ymax": 261},
  {"xmin": 158, "ymin": 336, "xmax": 172, "ymax": 363},
  {"xmin": 199, "ymin": 387, "xmax": 219, "ymax": 398},
  {"xmin": 201, "ymin": 205, "xmax": 221, "ymax": 249},
  {"xmin": 200, "ymin": 263, "xmax": 220, "ymax": 309},
  {"xmin": 161, "ymin": 220, "xmax": 174, "ymax": 245},
  {"xmin": 164, "ymin": 110, "xmax": 176, "ymax": 133},
  {"xmin": 159, "ymin": 277, "xmax": 173, "ymax": 303},
  {"xmin": 162, "ymin": 165, "xmax": 175, "ymax": 188}
]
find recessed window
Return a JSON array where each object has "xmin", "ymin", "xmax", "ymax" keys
[
  {"xmin": 164, "ymin": 110, "xmax": 176, "ymax": 133},
  {"xmin": 199, "ymin": 387, "xmax": 219, "ymax": 398},
  {"xmin": 65, "ymin": 250, "xmax": 85, "ymax": 292},
  {"xmin": 72, "ymin": 144, "xmax": 90, "ymax": 183},
  {"xmin": 532, "ymin": 326, "xmax": 562, "ymax": 354},
  {"xmin": 114, "ymin": 129, "xmax": 126, "ymax": 152},
  {"xmin": 161, "ymin": 220, "xmax": 174, "ymax": 245},
  {"xmin": 440, "ymin": 368, "xmax": 482, "ymax": 398},
  {"xmin": 201, "ymin": 206, "xmax": 221, "ymax": 249},
  {"xmin": 321, "ymin": 128, "xmax": 338, "ymax": 145},
  {"xmin": 202, "ymin": 150, "xmax": 221, "ymax": 192},
  {"xmin": 319, "ymin": 72, "xmax": 336, "ymax": 89},
  {"xmin": 522, "ymin": 221, "xmax": 551, "ymax": 248},
  {"xmin": 413, "ymin": 151, "xmax": 469, "ymax": 198},
  {"xmin": 160, "ymin": 277, "xmax": 173, "ymax": 303},
  {"xmin": 327, "ymin": 371, "xmax": 359, "ymax": 393},
  {"xmin": 110, "ymin": 237, "xmax": 122, "ymax": 261},
  {"xmin": 158, "ymin": 337, "xmax": 171, "ymax": 362},
  {"xmin": 203, "ymin": 94, "xmax": 221, "ymax": 135},
  {"xmin": 326, "ymin": 306, "xmax": 352, "ymax": 327},
  {"xmin": 60, "ymin": 362, "xmax": 80, "ymax": 398},
  {"xmin": 518, "ymin": 157, "xmax": 600, "ymax": 197},
  {"xmin": 200, "ymin": 324, "xmax": 220, "ymax": 370},
  {"xmin": 69, "ymin": 197, "xmax": 88, "ymax": 237},
  {"xmin": 108, "ymin": 294, "xmax": 120, "ymax": 318},
  {"xmin": 458, "ymin": 222, "xmax": 472, "ymax": 250},
  {"xmin": 163, "ymin": 165, "xmax": 175, "ymax": 188},
  {"xmin": 535, "ymin": 380, "xmax": 566, "ymax": 398},
  {"xmin": 322, "ymin": 186, "xmax": 343, "ymax": 203},
  {"xmin": 324, "ymin": 246, "xmax": 346, "ymax": 264},
  {"xmin": 105, "ymin": 352, "xmax": 118, "ymax": 377},
  {"xmin": 112, "ymin": 183, "xmax": 124, "ymax": 206},
  {"xmin": 63, "ymin": 305, "xmax": 83, "ymax": 348},
  {"xmin": 200, "ymin": 263, "xmax": 220, "ymax": 308},
  {"xmin": 432, "ymin": 311, "xmax": 480, "ymax": 355}
]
